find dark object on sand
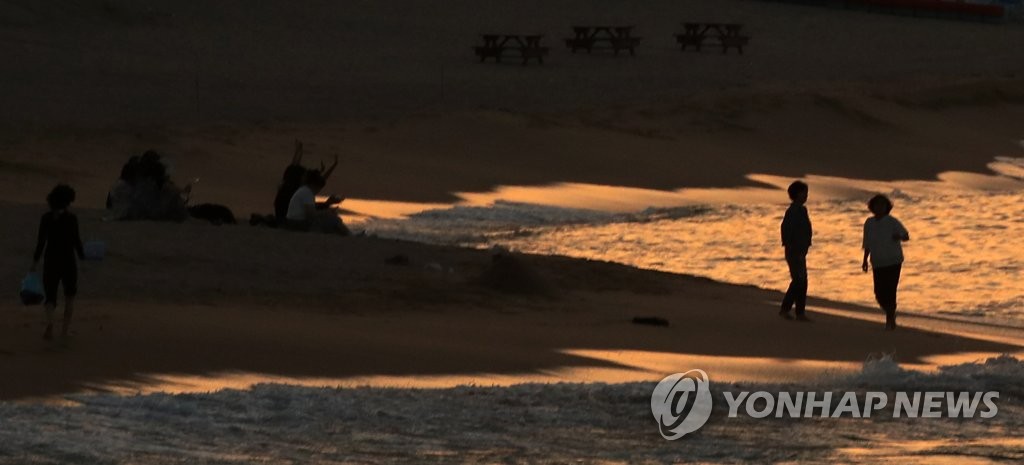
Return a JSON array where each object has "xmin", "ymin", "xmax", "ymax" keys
[
  {"xmin": 474, "ymin": 34, "xmax": 549, "ymax": 65},
  {"xmin": 675, "ymin": 22, "xmax": 749, "ymax": 54},
  {"xmin": 632, "ymin": 316, "xmax": 670, "ymax": 327},
  {"xmin": 478, "ymin": 251, "xmax": 552, "ymax": 295},
  {"xmin": 189, "ymin": 204, "xmax": 237, "ymax": 225},
  {"xmin": 385, "ymin": 254, "xmax": 410, "ymax": 266},
  {"xmin": 249, "ymin": 214, "xmax": 280, "ymax": 228},
  {"xmin": 565, "ymin": 26, "xmax": 641, "ymax": 55}
]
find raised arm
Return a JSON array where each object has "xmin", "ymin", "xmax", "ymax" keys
[
  {"xmin": 291, "ymin": 139, "xmax": 304, "ymax": 165},
  {"xmin": 321, "ymin": 153, "xmax": 339, "ymax": 180}
]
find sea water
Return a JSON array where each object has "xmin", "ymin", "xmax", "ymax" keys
[
  {"xmin": 359, "ymin": 157, "xmax": 1024, "ymax": 323},
  {"xmin": 2, "ymin": 355, "xmax": 1021, "ymax": 463}
]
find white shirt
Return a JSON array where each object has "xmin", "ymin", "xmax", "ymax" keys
[
  {"xmin": 286, "ymin": 186, "xmax": 316, "ymax": 221},
  {"xmin": 863, "ymin": 215, "xmax": 909, "ymax": 268}
]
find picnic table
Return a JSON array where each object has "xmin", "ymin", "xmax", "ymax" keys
[
  {"xmin": 564, "ymin": 25, "xmax": 641, "ymax": 55},
  {"xmin": 474, "ymin": 34, "xmax": 549, "ymax": 65},
  {"xmin": 675, "ymin": 22, "xmax": 749, "ymax": 54}
]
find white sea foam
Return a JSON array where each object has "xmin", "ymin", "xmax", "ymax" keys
[
  {"xmin": 1, "ymin": 356, "xmax": 1021, "ymax": 464},
  {"xmin": 362, "ymin": 200, "xmax": 712, "ymax": 245}
]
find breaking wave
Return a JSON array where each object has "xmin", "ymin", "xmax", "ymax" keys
[{"xmin": 1, "ymin": 356, "xmax": 1021, "ymax": 464}]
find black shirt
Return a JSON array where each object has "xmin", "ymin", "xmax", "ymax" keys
[
  {"xmin": 34, "ymin": 211, "xmax": 85, "ymax": 264},
  {"xmin": 781, "ymin": 204, "xmax": 813, "ymax": 251}
]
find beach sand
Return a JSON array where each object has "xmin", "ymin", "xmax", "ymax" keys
[
  {"xmin": 0, "ymin": 203, "xmax": 1019, "ymax": 401},
  {"xmin": 1, "ymin": 0, "xmax": 1023, "ymax": 402}
]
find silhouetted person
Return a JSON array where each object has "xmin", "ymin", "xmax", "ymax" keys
[
  {"xmin": 862, "ymin": 194, "xmax": 910, "ymax": 331},
  {"xmin": 274, "ymin": 140, "xmax": 338, "ymax": 223},
  {"xmin": 138, "ymin": 150, "xmax": 169, "ymax": 188},
  {"xmin": 32, "ymin": 184, "xmax": 85, "ymax": 340},
  {"xmin": 285, "ymin": 170, "xmax": 346, "ymax": 234},
  {"xmin": 106, "ymin": 155, "xmax": 140, "ymax": 209},
  {"xmin": 106, "ymin": 150, "xmax": 188, "ymax": 221},
  {"xmin": 780, "ymin": 181, "xmax": 812, "ymax": 321}
]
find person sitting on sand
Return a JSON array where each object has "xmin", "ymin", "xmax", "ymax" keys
[
  {"xmin": 32, "ymin": 184, "xmax": 85, "ymax": 340},
  {"xmin": 274, "ymin": 140, "xmax": 338, "ymax": 223},
  {"xmin": 780, "ymin": 181, "xmax": 812, "ymax": 321},
  {"xmin": 861, "ymin": 194, "xmax": 910, "ymax": 331},
  {"xmin": 106, "ymin": 150, "xmax": 189, "ymax": 222},
  {"xmin": 285, "ymin": 170, "xmax": 347, "ymax": 234}
]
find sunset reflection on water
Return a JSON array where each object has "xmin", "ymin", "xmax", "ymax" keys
[{"xmin": 359, "ymin": 160, "xmax": 1024, "ymax": 322}]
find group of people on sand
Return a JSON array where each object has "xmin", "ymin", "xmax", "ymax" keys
[
  {"xmin": 106, "ymin": 150, "xmax": 191, "ymax": 222},
  {"xmin": 29, "ymin": 141, "xmax": 351, "ymax": 340},
  {"xmin": 262, "ymin": 140, "xmax": 349, "ymax": 235},
  {"xmin": 25, "ymin": 152, "xmax": 906, "ymax": 342},
  {"xmin": 780, "ymin": 181, "xmax": 910, "ymax": 330}
]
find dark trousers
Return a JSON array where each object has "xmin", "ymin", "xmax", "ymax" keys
[
  {"xmin": 43, "ymin": 259, "xmax": 78, "ymax": 306},
  {"xmin": 781, "ymin": 248, "xmax": 808, "ymax": 315},
  {"xmin": 872, "ymin": 263, "xmax": 902, "ymax": 318}
]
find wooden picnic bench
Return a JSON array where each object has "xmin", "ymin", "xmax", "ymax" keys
[
  {"xmin": 674, "ymin": 22, "xmax": 749, "ymax": 54},
  {"xmin": 474, "ymin": 34, "xmax": 550, "ymax": 65},
  {"xmin": 564, "ymin": 25, "xmax": 641, "ymax": 55}
]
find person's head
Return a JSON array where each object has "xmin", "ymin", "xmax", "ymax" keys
[
  {"xmin": 282, "ymin": 164, "xmax": 307, "ymax": 187},
  {"xmin": 138, "ymin": 150, "xmax": 169, "ymax": 187},
  {"xmin": 787, "ymin": 181, "xmax": 809, "ymax": 204},
  {"xmin": 140, "ymin": 150, "xmax": 161, "ymax": 164},
  {"xmin": 120, "ymin": 156, "xmax": 140, "ymax": 183},
  {"xmin": 46, "ymin": 184, "xmax": 76, "ymax": 211},
  {"xmin": 868, "ymin": 194, "xmax": 893, "ymax": 217},
  {"xmin": 304, "ymin": 170, "xmax": 326, "ymax": 193}
]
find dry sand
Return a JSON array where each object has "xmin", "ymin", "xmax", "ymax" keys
[{"xmin": 1, "ymin": 1, "xmax": 1023, "ymax": 401}]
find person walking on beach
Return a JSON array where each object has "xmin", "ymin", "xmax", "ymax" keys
[
  {"xmin": 862, "ymin": 194, "xmax": 910, "ymax": 330},
  {"xmin": 780, "ymin": 181, "xmax": 812, "ymax": 321},
  {"xmin": 31, "ymin": 184, "xmax": 85, "ymax": 340}
]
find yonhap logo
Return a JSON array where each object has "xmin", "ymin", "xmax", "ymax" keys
[
  {"xmin": 650, "ymin": 369, "xmax": 713, "ymax": 440},
  {"xmin": 650, "ymin": 369, "xmax": 1001, "ymax": 440}
]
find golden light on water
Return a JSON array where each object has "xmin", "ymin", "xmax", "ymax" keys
[{"xmin": 351, "ymin": 163, "xmax": 1024, "ymax": 322}]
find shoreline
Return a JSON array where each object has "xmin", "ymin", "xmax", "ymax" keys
[{"xmin": 1, "ymin": 208, "xmax": 1021, "ymax": 401}]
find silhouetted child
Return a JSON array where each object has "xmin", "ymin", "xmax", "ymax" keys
[
  {"xmin": 32, "ymin": 184, "xmax": 85, "ymax": 340},
  {"xmin": 862, "ymin": 194, "xmax": 910, "ymax": 330},
  {"xmin": 780, "ymin": 181, "xmax": 812, "ymax": 321},
  {"xmin": 285, "ymin": 170, "xmax": 346, "ymax": 234}
]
